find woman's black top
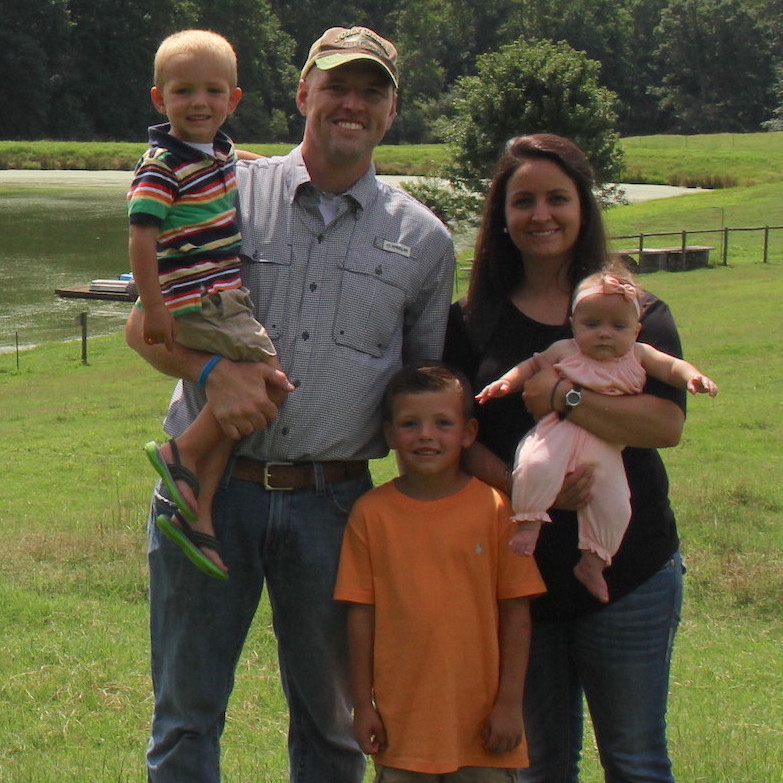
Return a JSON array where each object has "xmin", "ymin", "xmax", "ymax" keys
[{"xmin": 443, "ymin": 292, "xmax": 686, "ymax": 620}]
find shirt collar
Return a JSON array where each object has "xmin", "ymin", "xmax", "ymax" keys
[
  {"xmin": 285, "ymin": 145, "xmax": 379, "ymax": 211},
  {"xmin": 147, "ymin": 122, "xmax": 233, "ymax": 162}
]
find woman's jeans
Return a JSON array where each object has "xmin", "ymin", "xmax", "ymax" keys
[
  {"xmin": 146, "ymin": 470, "xmax": 373, "ymax": 783},
  {"xmin": 517, "ymin": 552, "xmax": 684, "ymax": 783}
]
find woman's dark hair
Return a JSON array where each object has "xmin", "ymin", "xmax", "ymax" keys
[{"xmin": 464, "ymin": 133, "xmax": 609, "ymax": 348}]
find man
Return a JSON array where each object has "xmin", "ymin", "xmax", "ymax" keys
[{"xmin": 126, "ymin": 26, "xmax": 455, "ymax": 783}]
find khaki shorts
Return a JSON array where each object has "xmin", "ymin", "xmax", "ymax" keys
[
  {"xmin": 174, "ymin": 287, "xmax": 276, "ymax": 363},
  {"xmin": 374, "ymin": 765, "xmax": 516, "ymax": 783}
]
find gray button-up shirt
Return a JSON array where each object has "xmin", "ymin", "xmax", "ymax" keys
[{"xmin": 164, "ymin": 145, "xmax": 455, "ymax": 462}]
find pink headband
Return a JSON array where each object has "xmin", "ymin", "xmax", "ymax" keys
[{"xmin": 572, "ymin": 275, "xmax": 640, "ymax": 317}]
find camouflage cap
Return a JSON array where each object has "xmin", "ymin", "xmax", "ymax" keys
[{"xmin": 300, "ymin": 26, "xmax": 398, "ymax": 88}]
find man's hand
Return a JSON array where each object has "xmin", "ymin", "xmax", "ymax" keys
[{"xmin": 206, "ymin": 358, "xmax": 293, "ymax": 439}]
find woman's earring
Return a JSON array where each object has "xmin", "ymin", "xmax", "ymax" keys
[{"xmin": 502, "ymin": 226, "xmax": 508, "ymax": 234}]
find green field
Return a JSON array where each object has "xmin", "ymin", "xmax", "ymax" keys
[
  {"xmin": 3, "ymin": 131, "xmax": 783, "ymax": 186},
  {"xmin": 622, "ymin": 132, "xmax": 783, "ymax": 188},
  {"xmin": 0, "ymin": 140, "xmax": 449, "ymax": 178},
  {"xmin": 1, "ymin": 138, "xmax": 782, "ymax": 781}
]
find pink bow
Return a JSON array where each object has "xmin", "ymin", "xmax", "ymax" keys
[{"xmin": 572, "ymin": 274, "xmax": 640, "ymax": 316}]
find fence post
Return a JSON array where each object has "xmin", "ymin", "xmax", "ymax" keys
[
  {"xmin": 763, "ymin": 226, "xmax": 769, "ymax": 264},
  {"xmin": 722, "ymin": 227, "xmax": 729, "ymax": 265},
  {"xmin": 79, "ymin": 311, "xmax": 89, "ymax": 365},
  {"xmin": 681, "ymin": 230, "xmax": 686, "ymax": 254}
]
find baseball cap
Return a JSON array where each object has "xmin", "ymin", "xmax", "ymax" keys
[{"xmin": 300, "ymin": 26, "xmax": 399, "ymax": 88}]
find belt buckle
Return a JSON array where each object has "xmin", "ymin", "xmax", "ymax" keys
[{"xmin": 262, "ymin": 461, "xmax": 295, "ymax": 490}]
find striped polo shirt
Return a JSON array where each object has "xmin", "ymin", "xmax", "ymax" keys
[{"xmin": 127, "ymin": 123, "xmax": 243, "ymax": 315}]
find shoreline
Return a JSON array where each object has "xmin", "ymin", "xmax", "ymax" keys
[{"xmin": 0, "ymin": 170, "xmax": 707, "ymax": 202}]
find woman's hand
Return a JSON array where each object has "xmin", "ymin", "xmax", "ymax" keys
[
  {"xmin": 521, "ymin": 352, "xmax": 560, "ymax": 420},
  {"xmin": 552, "ymin": 464, "xmax": 594, "ymax": 511}
]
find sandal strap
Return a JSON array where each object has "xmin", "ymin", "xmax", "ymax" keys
[
  {"xmin": 175, "ymin": 514, "xmax": 223, "ymax": 556},
  {"xmin": 167, "ymin": 439, "xmax": 201, "ymax": 497}
]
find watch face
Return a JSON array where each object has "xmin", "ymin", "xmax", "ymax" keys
[{"xmin": 566, "ymin": 388, "xmax": 582, "ymax": 406}]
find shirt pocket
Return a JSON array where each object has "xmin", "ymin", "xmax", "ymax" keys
[
  {"xmin": 240, "ymin": 253, "xmax": 290, "ymax": 341},
  {"xmin": 333, "ymin": 252, "xmax": 409, "ymax": 358}
]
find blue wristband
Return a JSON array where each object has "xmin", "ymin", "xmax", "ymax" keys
[{"xmin": 198, "ymin": 355, "xmax": 223, "ymax": 393}]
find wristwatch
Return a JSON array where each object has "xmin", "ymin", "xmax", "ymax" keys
[{"xmin": 560, "ymin": 384, "xmax": 583, "ymax": 419}]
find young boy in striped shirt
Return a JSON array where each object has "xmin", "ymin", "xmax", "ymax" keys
[{"xmin": 128, "ymin": 29, "xmax": 286, "ymax": 580}]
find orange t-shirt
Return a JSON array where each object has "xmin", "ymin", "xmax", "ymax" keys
[{"xmin": 335, "ymin": 478, "xmax": 546, "ymax": 774}]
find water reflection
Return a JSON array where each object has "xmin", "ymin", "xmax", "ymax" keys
[
  {"xmin": 0, "ymin": 175, "xmax": 477, "ymax": 353},
  {"xmin": 0, "ymin": 187, "xmax": 131, "ymax": 352}
]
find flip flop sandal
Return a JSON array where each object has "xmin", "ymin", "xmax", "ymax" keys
[
  {"xmin": 155, "ymin": 513, "xmax": 228, "ymax": 581},
  {"xmin": 144, "ymin": 439, "xmax": 200, "ymax": 523}
]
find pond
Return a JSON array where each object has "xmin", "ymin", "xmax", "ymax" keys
[
  {"xmin": 0, "ymin": 179, "xmax": 132, "ymax": 353},
  {"xmin": 0, "ymin": 172, "xmax": 480, "ymax": 355}
]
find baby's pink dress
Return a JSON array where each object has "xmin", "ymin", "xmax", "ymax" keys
[{"xmin": 510, "ymin": 344, "xmax": 646, "ymax": 563}]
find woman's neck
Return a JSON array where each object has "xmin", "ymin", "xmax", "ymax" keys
[{"xmin": 510, "ymin": 261, "xmax": 572, "ymax": 326}]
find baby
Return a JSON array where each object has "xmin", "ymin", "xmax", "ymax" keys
[{"xmin": 478, "ymin": 268, "xmax": 718, "ymax": 603}]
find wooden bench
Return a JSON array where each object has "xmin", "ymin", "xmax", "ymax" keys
[{"xmin": 616, "ymin": 246, "xmax": 714, "ymax": 273}]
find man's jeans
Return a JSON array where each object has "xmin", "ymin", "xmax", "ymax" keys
[
  {"xmin": 517, "ymin": 552, "xmax": 684, "ymax": 783},
  {"xmin": 146, "ymin": 469, "xmax": 373, "ymax": 783}
]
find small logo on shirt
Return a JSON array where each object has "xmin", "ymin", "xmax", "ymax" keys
[
  {"xmin": 377, "ymin": 238, "xmax": 411, "ymax": 258},
  {"xmin": 475, "ymin": 544, "xmax": 485, "ymax": 555}
]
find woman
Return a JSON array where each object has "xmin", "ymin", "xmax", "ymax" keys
[{"xmin": 443, "ymin": 134, "xmax": 686, "ymax": 782}]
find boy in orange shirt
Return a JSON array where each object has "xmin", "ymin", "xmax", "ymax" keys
[{"xmin": 335, "ymin": 362, "xmax": 546, "ymax": 781}]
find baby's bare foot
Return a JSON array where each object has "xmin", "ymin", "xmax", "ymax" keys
[
  {"xmin": 509, "ymin": 521, "xmax": 541, "ymax": 557},
  {"xmin": 574, "ymin": 551, "xmax": 609, "ymax": 603}
]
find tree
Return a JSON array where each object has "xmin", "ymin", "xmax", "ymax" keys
[
  {"xmin": 196, "ymin": 0, "xmax": 298, "ymax": 142},
  {"xmin": 442, "ymin": 38, "xmax": 624, "ymax": 192},
  {"xmin": 64, "ymin": 0, "xmax": 199, "ymax": 140},
  {"xmin": 651, "ymin": 0, "xmax": 775, "ymax": 133},
  {"xmin": 0, "ymin": 0, "xmax": 74, "ymax": 138}
]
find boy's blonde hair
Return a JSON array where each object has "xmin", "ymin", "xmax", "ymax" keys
[{"xmin": 154, "ymin": 29, "xmax": 238, "ymax": 88}]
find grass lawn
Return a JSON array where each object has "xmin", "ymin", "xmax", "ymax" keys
[
  {"xmin": 1, "ymin": 152, "xmax": 782, "ymax": 780},
  {"xmin": 2, "ymin": 256, "xmax": 781, "ymax": 782},
  {"xmin": 621, "ymin": 132, "xmax": 783, "ymax": 188}
]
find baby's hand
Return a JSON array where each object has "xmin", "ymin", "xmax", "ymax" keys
[
  {"xmin": 687, "ymin": 374, "xmax": 718, "ymax": 397},
  {"xmin": 476, "ymin": 379, "xmax": 511, "ymax": 404}
]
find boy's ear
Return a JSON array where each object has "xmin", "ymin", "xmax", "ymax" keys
[
  {"xmin": 382, "ymin": 420, "xmax": 396, "ymax": 450},
  {"xmin": 150, "ymin": 86, "xmax": 166, "ymax": 115},
  {"xmin": 461, "ymin": 417, "xmax": 478, "ymax": 449},
  {"xmin": 227, "ymin": 86, "xmax": 243, "ymax": 115}
]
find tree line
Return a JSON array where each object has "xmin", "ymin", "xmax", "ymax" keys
[{"xmin": 2, "ymin": 0, "xmax": 781, "ymax": 145}]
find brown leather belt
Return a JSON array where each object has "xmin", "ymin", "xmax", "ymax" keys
[{"xmin": 231, "ymin": 457, "xmax": 369, "ymax": 491}]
